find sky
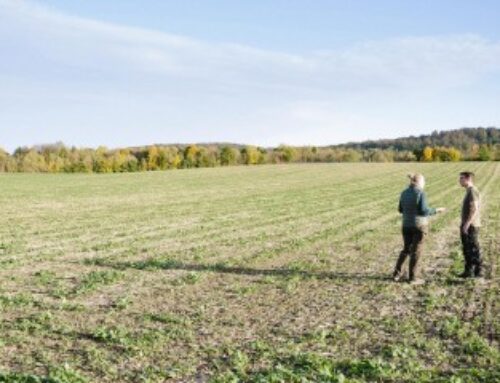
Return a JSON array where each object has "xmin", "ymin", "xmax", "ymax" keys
[{"xmin": 1, "ymin": 0, "xmax": 500, "ymax": 152}]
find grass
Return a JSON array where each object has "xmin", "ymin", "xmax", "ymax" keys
[{"xmin": 0, "ymin": 163, "xmax": 498, "ymax": 382}]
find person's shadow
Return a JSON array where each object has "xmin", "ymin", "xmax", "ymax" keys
[{"xmin": 85, "ymin": 257, "xmax": 389, "ymax": 282}]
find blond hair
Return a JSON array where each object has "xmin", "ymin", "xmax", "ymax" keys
[{"xmin": 408, "ymin": 173, "xmax": 424, "ymax": 186}]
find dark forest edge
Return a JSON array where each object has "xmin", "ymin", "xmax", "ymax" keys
[{"xmin": 1, "ymin": 127, "xmax": 499, "ymax": 173}]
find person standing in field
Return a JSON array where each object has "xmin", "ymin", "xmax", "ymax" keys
[
  {"xmin": 393, "ymin": 173, "xmax": 446, "ymax": 284},
  {"xmin": 458, "ymin": 171, "xmax": 483, "ymax": 278}
]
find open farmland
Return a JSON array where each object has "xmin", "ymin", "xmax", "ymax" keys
[{"xmin": 0, "ymin": 163, "xmax": 499, "ymax": 382}]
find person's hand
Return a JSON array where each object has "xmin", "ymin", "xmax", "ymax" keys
[
  {"xmin": 436, "ymin": 207, "xmax": 446, "ymax": 213},
  {"xmin": 462, "ymin": 222, "xmax": 470, "ymax": 234}
]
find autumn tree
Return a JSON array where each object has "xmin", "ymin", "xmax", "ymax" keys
[
  {"xmin": 147, "ymin": 146, "xmax": 160, "ymax": 170},
  {"xmin": 220, "ymin": 146, "xmax": 239, "ymax": 166},
  {"xmin": 422, "ymin": 146, "xmax": 434, "ymax": 162},
  {"xmin": 183, "ymin": 145, "xmax": 199, "ymax": 168},
  {"xmin": 93, "ymin": 146, "xmax": 112, "ymax": 173},
  {"xmin": 0, "ymin": 148, "xmax": 15, "ymax": 172},
  {"xmin": 241, "ymin": 146, "xmax": 262, "ymax": 165},
  {"xmin": 17, "ymin": 149, "xmax": 48, "ymax": 172}
]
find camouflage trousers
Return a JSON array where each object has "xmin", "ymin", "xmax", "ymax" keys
[{"xmin": 394, "ymin": 226, "xmax": 427, "ymax": 281}]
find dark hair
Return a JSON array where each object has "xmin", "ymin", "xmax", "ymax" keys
[{"xmin": 460, "ymin": 171, "xmax": 475, "ymax": 179}]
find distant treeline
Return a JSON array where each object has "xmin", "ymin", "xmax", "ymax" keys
[{"xmin": 1, "ymin": 128, "xmax": 499, "ymax": 173}]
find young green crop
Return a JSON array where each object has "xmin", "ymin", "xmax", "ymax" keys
[{"xmin": 0, "ymin": 163, "xmax": 498, "ymax": 382}]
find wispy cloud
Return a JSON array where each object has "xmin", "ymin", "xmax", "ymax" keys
[{"xmin": 0, "ymin": 0, "xmax": 499, "ymax": 150}]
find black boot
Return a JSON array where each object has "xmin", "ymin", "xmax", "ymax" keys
[
  {"xmin": 474, "ymin": 263, "xmax": 483, "ymax": 278},
  {"xmin": 459, "ymin": 269, "xmax": 474, "ymax": 278},
  {"xmin": 392, "ymin": 270, "xmax": 403, "ymax": 282}
]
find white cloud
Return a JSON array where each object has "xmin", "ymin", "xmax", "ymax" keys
[{"xmin": 0, "ymin": 0, "xmax": 499, "ymax": 150}]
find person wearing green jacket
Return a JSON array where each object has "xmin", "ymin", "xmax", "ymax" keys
[{"xmin": 393, "ymin": 173, "xmax": 446, "ymax": 284}]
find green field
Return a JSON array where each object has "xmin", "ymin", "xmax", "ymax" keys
[{"xmin": 0, "ymin": 163, "xmax": 499, "ymax": 382}]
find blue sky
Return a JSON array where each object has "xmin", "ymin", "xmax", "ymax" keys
[{"xmin": 1, "ymin": 0, "xmax": 499, "ymax": 152}]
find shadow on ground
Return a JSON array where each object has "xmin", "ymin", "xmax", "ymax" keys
[{"xmin": 83, "ymin": 256, "xmax": 390, "ymax": 282}]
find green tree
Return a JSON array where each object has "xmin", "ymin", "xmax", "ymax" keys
[
  {"xmin": 342, "ymin": 149, "xmax": 362, "ymax": 162},
  {"xmin": 183, "ymin": 145, "xmax": 199, "ymax": 168},
  {"xmin": 275, "ymin": 145, "xmax": 297, "ymax": 163},
  {"xmin": 196, "ymin": 147, "xmax": 218, "ymax": 167},
  {"xmin": 93, "ymin": 147, "xmax": 112, "ymax": 173},
  {"xmin": 370, "ymin": 150, "xmax": 391, "ymax": 162},
  {"xmin": 18, "ymin": 149, "xmax": 48, "ymax": 172},
  {"xmin": 220, "ymin": 146, "xmax": 239, "ymax": 166},
  {"xmin": 478, "ymin": 145, "xmax": 491, "ymax": 161}
]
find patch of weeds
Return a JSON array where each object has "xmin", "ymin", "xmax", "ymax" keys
[
  {"xmin": 0, "ymin": 365, "xmax": 87, "ymax": 383},
  {"xmin": 210, "ymin": 261, "xmax": 231, "ymax": 272},
  {"xmin": 81, "ymin": 257, "xmax": 108, "ymax": 267},
  {"xmin": 210, "ymin": 333, "xmax": 500, "ymax": 383},
  {"xmin": 90, "ymin": 323, "xmax": 193, "ymax": 351},
  {"xmin": 381, "ymin": 345, "xmax": 424, "ymax": 374},
  {"xmin": 438, "ymin": 316, "xmax": 463, "ymax": 338},
  {"xmin": 382, "ymin": 345, "xmax": 417, "ymax": 360},
  {"xmin": 144, "ymin": 312, "xmax": 190, "ymax": 326},
  {"xmin": 33, "ymin": 271, "xmax": 57, "ymax": 286},
  {"xmin": 461, "ymin": 333, "xmax": 498, "ymax": 358},
  {"xmin": 0, "ymin": 242, "xmax": 10, "ymax": 254},
  {"xmin": 47, "ymin": 365, "xmax": 88, "ymax": 383},
  {"xmin": 286, "ymin": 260, "xmax": 315, "ymax": 273},
  {"xmin": 357, "ymin": 241, "xmax": 375, "ymax": 253},
  {"xmin": 0, "ymin": 372, "xmax": 56, "ymax": 382},
  {"xmin": 233, "ymin": 284, "xmax": 258, "ymax": 296},
  {"xmin": 302, "ymin": 327, "xmax": 349, "ymax": 346},
  {"xmin": 0, "ymin": 257, "xmax": 20, "ymax": 267},
  {"xmin": 171, "ymin": 271, "xmax": 202, "ymax": 286},
  {"xmin": 211, "ymin": 350, "xmax": 398, "ymax": 383},
  {"xmin": 91, "ymin": 325, "xmax": 131, "ymax": 346},
  {"xmin": 258, "ymin": 275, "xmax": 278, "ymax": 285},
  {"xmin": 111, "ymin": 296, "xmax": 130, "ymax": 310},
  {"xmin": 421, "ymin": 290, "xmax": 439, "ymax": 312},
  {"xmin": 398, "ymin": 317, "xmax": 425, "ymax": 338},
  {"xmin": 90, "ymin": 241, "xmax": 114, "ymax": 252},
  {"xmin": 13, "ymin": 311, "xmax": 56, "ymax": 333},
  {"xmin": 126, "ymin": 365, "xmax": 172, "ymax": 383},
  {"xmin": 56, "ymin": 302, "xmax": 86, "ymax": 312},
  {"xmin": 445, "ymin": 248, "xmax": 465, "ymax": 283},
  {"xmin": 278, "ymin": 275, "xmax": 301, "ymax": 293},
  {"xmin": 72, "ymin": 270, "xmax": 124, "ymax": 295},
  {"xmin": 0, "ymin": 293, "xmax": 38, "ymax": 308},
  {"xmin": 127, "ymin": 258, "xmax": 179, "ymax": 271},
  {"xmin": 151, "ymin": 319, "xmax": 195, "ymax": 343},
  {"xmin": 443, "ymin": 367, "xmax": 500, "ymax": 383}
]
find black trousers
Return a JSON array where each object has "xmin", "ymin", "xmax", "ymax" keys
[
  {"xmin": 394, "ymin": 226, "xmax": 426, "ymax": 280},
  {"xmin": 460, "ymin": 225, "xmax": 482, "ymax": 273}
]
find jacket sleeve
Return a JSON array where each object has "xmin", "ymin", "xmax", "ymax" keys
[
  {"xmin": 417, "ymin": 192, "xmax": 436, "ymax": 216},
  {"xmin": 398, "ymin": 195, "xmax": 403, "ymax": 213}
]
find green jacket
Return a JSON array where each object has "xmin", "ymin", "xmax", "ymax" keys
[{"xmin": 398, "ymin": 185, "xmax": 436, "ymax": 228}]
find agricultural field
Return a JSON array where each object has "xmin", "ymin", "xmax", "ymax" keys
[{"xmin": 0, "ymin": 163, "xmax": 498, "ymax": 382}]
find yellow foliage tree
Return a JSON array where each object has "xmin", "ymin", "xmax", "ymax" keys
[
  {"xmin": 147, "ymin": 146, "xmax": 160, "ymax": 170},
  {"xmin": 422, "ymin": 146, "xmax": 434, "ymax": 162}
]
